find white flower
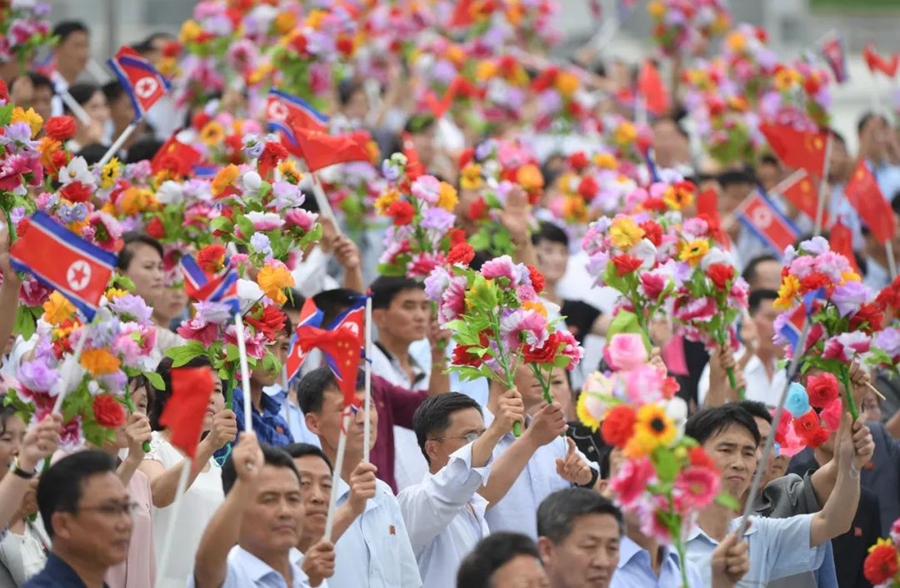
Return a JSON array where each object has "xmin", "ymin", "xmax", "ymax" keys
[
  {"xmin": 59, "ymin": 157, "xmax": 95, "ymax": 187},
  {"xmin": 631, "ymin": 238, "xmax": 658, "ymax": 270},
  {"xmin": 700, "ymin": 247, "xmax": 734, "ymax": 271},
  {"xmin": 156, "ymin": 180, "xmax": 185, "ymax": 205},
  {"xmin": 242, "ymin": 171, "xmax": 262, "ymax": 195}
]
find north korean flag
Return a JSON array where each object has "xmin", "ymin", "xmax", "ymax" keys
[
  {"xmin": 820, "ymin": 35, "xmax": 848, "ymax": 84},
  {"xmin": 285, "ymin": 298, "xmax": 325, "ymax": 383},
  {"xmin": 180, "ymin": 254, "xmax": 239, "ymax": 314},
  {"xmin": 10, "ymin": 212, "xmax": 117, "ymax": 321},
  {"xmin": 267, "ymin": 89, "xmax": 329, "ymax": 143},
  {"xmin": 108, "ymin": 46, "xmax": 171, "ymax": 120},
  {"xmin": 736, "ymin": 191, "xmax": 800, "ymax": 256}
]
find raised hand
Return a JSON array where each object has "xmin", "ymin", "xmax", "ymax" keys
[
  {"xmin": 20, "ymin": 413, "xmax": 62, "ymax": 471},
  {"xmin": 232, "ymin": 432, "xmax": 263, "ymax": 482},
  {"xmin": 490, "ymin": 388, "xmax": 525, "ymax": 436},
  {"xmin": 302, "ymin": 539, "xmax": 335, "ymax": 587},
  {"xmin": 711, "ymin": 532, "xmax": 750, "ymax": 588},
  {"xmin": 525, "ymin": 401, "xmax": 568, "ymax": 447},
  {"xmin": 124, "ymin": 412, "xmax": 152, "ymax": 458},
  {"xmin": 204, "ymin": 409, "xmax": 238, "ymax": 450},
  {"xmin": 555, "ymin": 437, "xmax": 593, "ymax": 486},
  {"xmin": 347, "ymin": 461, "xmax": 378, "ymax": 515}
]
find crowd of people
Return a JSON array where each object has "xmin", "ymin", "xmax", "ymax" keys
[{"xmin": 2, "ymin": 1, "xmax": 900, "ymax": 587}]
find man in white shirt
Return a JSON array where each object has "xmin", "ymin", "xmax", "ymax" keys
[
  {"xmin": 398, "ymin": 391, "xmax": 524, "ymax": 588},
  {"xmin": 482, "ymin": 365, "xmax": 598, "ymax": 538},
  {"xmin": 700, "ymin": 290, "xmax": 786, "ymax": 407},
  {"xmin": 298, "ymin": 368, "xmax": 422, "ymax": 588},
  {"xmin": 685, "ymin": 404, "xmax": 862, "ymax": 587},
  {"xmin": 190, "ymin": 433, "xmax": 335, "ymax": 588},
  {"xmin": 370, "ymin": 276, "xmax": 450, "ymax": 491},
  {"xmin": 49, "ymin": 21, "xmax": 91, "ymax": 116}
]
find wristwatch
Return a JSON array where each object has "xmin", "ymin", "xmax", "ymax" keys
[{"xmin": 10, "ymin": 457, "xmax": 36, "ymax": 480}]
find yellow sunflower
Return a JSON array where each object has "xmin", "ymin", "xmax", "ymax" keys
[
  {"xmin": 678, "ymin": 239, "xmax": 710, "ymax": 267},
  {"xmin": 625, "ymin": 403, "xmax": 677, "ymax": 457},
  {"xmin": 199, "ymin": 121, "xmax": 226, "ymax": 147},
  {"xmin": 12, "ymin": 107, "xmax": 43, "ymax": 138},
  {"xmin": 100, "ymin": 158, "xmax": 121, "ymax": 189}
]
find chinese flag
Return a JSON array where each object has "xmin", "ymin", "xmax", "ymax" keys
[
  {"xmin": 291, "ymin": 128, "xmax": 369, "ymax": 172},
  {"xmin": 637, "ymin": 60, "xmax": 670, "ymax": 117},
  {"xmin": 829, "ymin": 220, "xmax": 860, "ymax": 274},
  {"xmin": 759, "ymin": 123, "xmax": 829, "ymax": 178},
  {"xmin": 151, "ymin": 132, "xmax": 202, "ymax": 176},
  {"xmin": 776, "ymin": 169, "xmax": 829, "ymax": 226},
  {"xmin": 844, "ymin": 160, "xmax": 897, "ymax": 245},
  {"xmin": 863, "ymin": 43, "xmax": 900, "ymax": 77},
  {"xmin": 696, "ymin": 187, "xmax": 729, "ymax": 248},
  {"xmin": 295, "ymin": 325, "xmax": 362, "ymax": 408},
  {"xmin": 160, "ymin": 367, "xmax": 215, "ymax": 458}
]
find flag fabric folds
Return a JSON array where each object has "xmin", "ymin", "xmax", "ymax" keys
[
  {"xmin": 844, "ymin": 160, "xmax": 897, "ymax": 245},
  {"xmin": 179, "ymin": 254, "xmax": 240, "ymax": 314},
  {"xmin": 108, "ymin": 46, "xmax": 171, "ymax": 120},
  {"xmin": 774, "ymin": 169, "xmax": 829, "ymax": 227},
  {"xmin": 736, "ymin": 191, "xmax": 800, "ymax": 254},
  {"xmin": 161, "ymin": 366, "xmax": 216, "ymax": 458},
  {"xmin": 759, "ymin": 123, "xmax": 829, "ymax": 178},
  {"xmin": 10, "ymin": 212, "xmax": 117, "ymax": 321}
]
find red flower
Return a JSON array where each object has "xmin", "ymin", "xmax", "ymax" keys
[
  {"xmin": 458, "ymin": 148, "xmax": 475, "ymax": 168},
  {"xmin": 527, "ymin": 265, "xmax": 546, "ymax": 294},
  {"xmin": 792, "ymin": 410, "xmax": 819, "ymax": 437},
  {"xmin": 688, "ymin": 446, "xmax": 716, "ymax": 469},
  {"xmin": 92, "ymin": 395, "xmax": 126, "ymax": 428},
  {"xmin": 197, "ymin": 245, "xmax": 227, "ymax": 273},
  {"xmin": 0, "ymin": 80, "xmax": 7, "ymax": 102},
  {"xmin": 577, "ymin": 176, "xmax": 599, "ymax": 200},
  {"xmin": 336, "ymin": 35, "xmax": 355, "ymax": 57},
  {"xmin": 876, "ymin": 276, "xmax": 900, "ymax": 311},
  {"xmin": 643, "ymin": 197, "xmax": 667, "ymax": 212},
  {"xmin": 466, "ymin": 197, "xmax": 489, "ymax": 222},
  {"xmin": 387, "ymin": 200, "xmax": 415, "ymax": 225},
  {"xmin": 804, "ymin": 426, "xmax": 830, "ymax": 448},
  {"xmin": 258, "ymin": 141, "xmax": 287, "ymax": 178},
  {"xmin": 162, "ymin": 41, "xmax": 182, "ymax": 58},
  {"xmin": 452, "ymin": 336, "xmax": 488, "ymax": 368},
  {"xmin": 44, "ymin": 116, "xmax": 77, "ymax": 141},
  {"xmin": 145, "ymin": 216, "xmax": 165, "ymax": 239},
  {"xmin": 601, "ymin": 405, "xmax": 637, "ymax": 447},
  {"xmin": 49, "ymin": 151, "xmax": 70, "ymax": 176},
  {"xmin": 850, "ymin": 303, "xmax": 884, "ymax": 334},
  {"xmin": 639, "ymin": 220, "xmax": 663, "ymax": 247},
  {"xmin": 449, "ymin": 228, "xmax": 467, "ymax": 247},
  {"xmin": 639, "ymin": 272, "xmax": 667, "ymax": 300},
  {"xmin": 523, "ymin": 332, "xmax": 562, "ymax": 364},
  {"xmin": 448, "ymin": 242, "xmax": 475, "ymax": 266},
  {"xmin": 864, "ymin": 542, "xmax": 900, "ymax": 586},
  {"xmin": 806, "ymin": 373, "xmax": 839, "ymax": 409},
  {"xmin": 59, "ymin": 182, "xmax": 93, "ymax": 204},
  {"xmin": 612, "ymin": 254, "xmax": 642, "ymax": 277},
  {"xmin": 568, "ymin": 151, "xmax": 589, "ymax": 171},
  {"xmin": 245, "ymin": 305, "xmax": 287, "ymax": 340},
  {"xmin": 799, "ymin": 273, "xmax": 830, "ymax": 293},
  {"xmin": 707, "ymin": 263, "xmax": 735, "ymax": 290},
  {"xmin": 191, "ymin": 111, "xmax": 212, "ymax": 131}
]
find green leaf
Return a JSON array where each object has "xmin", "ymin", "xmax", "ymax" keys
[
  {"xmin": 13, "ymin": 306, "xmax": 36, "ymax": 340},
  {"xmin": 210, "ymin": 216, "xmax": 234, "ymax": 234},
  {"xmin": 652, "ymin": 446, "xmax": 679, "ymax": 483},
  {"xmin": 165, "ymin": 341, "xmax": 207, "ymax": 367},
  {"xmin": 468, "ymin": 231, "xmax": 491, "ymax": 252},
  {"xmin": 144, "ymin": 371, "xmax": 165, "ymax": 391},
  {"xmin": 0, "ymin": 103, "xmax": 13, "ymax": 126},
  {"xmin": 225, "ymin": 343, "xmax": 240, "ymax": 363},
  {"xmin": 376, "ymin": 263, "xmax": 406, "ymax": 277},
  {"xmin": 235, "ymin": 215, "xmax": 256, "ymax": 241},
  {"xmin": 715, "ymin": 492, "xmax": 740, "ymax": 511}
]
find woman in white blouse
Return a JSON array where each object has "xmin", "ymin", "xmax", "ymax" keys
[{"xmin": 138, "ymin": 357, "xmax": 237, "ymax": 588}]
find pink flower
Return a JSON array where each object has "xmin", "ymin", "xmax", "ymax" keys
[
  {"xmin": 224, "ymin": 326, "xmax": 267, "ymax": 359},
  {"xmin": 623, "ymin": 364, "xmax": 667, "ymax": 404},
  {"xmin": 438, "ymin": 277, "xmax": 467, "ymax": 325},
  {"xmin": 606, "ymin": 333, "xmax": 648, "ymax": 371},
  {"xmin": 59, "ymin": 416, "xmax": 84, "ymax": 450},
  {"xmin": 244, "ymin": 212, "xmax": 284, "ymax": 231},
  {"xmin": 285, "ymin": 209, "xmax": 318, "ymax": 231},
  {"xmin": 177, "ymin": 316, "xmax": 219, "ymax": 346},
  {"xmin": 639, "ymin": 271, "xmax": 668, "ymax": 300},
  {"xmin": 674, "ymin": 466, "xmax": 720, "ymax": 510},
  {"xmin": 481, "ymin": 255, "xmax": 525, "ymax": 284},
  {"xmin": 500, "ymin": 309, "xmax": 549, "ymax": 350},
  {"xmin": 822, "ymin": 332, "xmax": 871, "ymax": 362},
  {"xmin": 411, "ymin": 175, "xmax": 441, "ymax": 205},
  {"xmin": 407, "ymin": 252, "xmax": 446, "ymax": 279},
  {"xmin": 675, "ymin": 296, "xmax": 717, "ymax": 323},
  {"xmin": 819, "ymin": 399, "xmax": 842, "ymax": 432},
  {"xmin": 557, "ymin": 330, "xmax": 584, "ymax": 369},
  {"xmin": 610, "ymin": 456, "xmax": 656, "ymax": 508},
  {"xmin": 19, "ymin": 277, "xmax": 52, "ymax": 307},
  {"xmin": 516, "ymin": 284, "xmax": 538, "ymax": 302}
]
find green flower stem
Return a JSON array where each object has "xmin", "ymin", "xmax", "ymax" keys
[
  {"xmin": 490, "ymin": 315, "xmax": 521, "ymax": 437},
  {"xmin": 224, "ymin": 363, "xmax": 236, "ymax": 410},
  {"xmin": 4, "ymin": 208, "xmax": 16, "ymax": 244},
  {"xmin": 839, "ymin": 364, "xmax": 860, "ymax": 422},
  {"xmin": 123, "ymin": 395, "xmax": 151, "ymax": 453}
]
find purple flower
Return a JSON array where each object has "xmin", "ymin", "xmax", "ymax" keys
[
  {"xmin": 424, "ymin": 267, "xmax": 450, "ymax": 301},
  {"xmin": 801, "ymin": 236, "xmax": 830, "ymax": 256},
  {"xmin": 109, "ymin": 294, "xmax": 153, "ymax": 324},
  {"xmin": 271, "ymin": 182, "xmax": 304, "ymax": 211},
  {"xmin": 875, "ymin": 328, "xmax": 900, "ymax": 360},
  {"xmin": 831, "ymin": 282, "xmax": 870, "ymax": 317},
  {"xmin": 243, "ymin": 135, "xmax": 265, "ymax": 159},
  {"xmin": 420, "ymin": 207, "xmax": 455, "ymax": 233},
  {"xmin": 89, "ymin": 314, "xmax": 121, "ymax": 348},
  {"xmin": 98, "ymin": 370, "xmax": 128, "ymax": 395},
  {"xmin": 18, "ymin": 358, "xmax": 58, "ymax": 392},
  {"xmin": 194, "ymin": 301, "xmax": 234, "ymax": 324}
]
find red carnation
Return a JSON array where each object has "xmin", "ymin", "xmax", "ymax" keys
[
  {"xmin": 601, "ymin": 405, "xmax": 637, "ymax": 447},
  {"xmin": 245, "ymin": 305, "xmax": 287, "ymax": 340},
  {"xmin": 197, "ymin": 245, "xmax": 226, "ymax": 273},
  {"xmin": 60, "ymin": 182, "xmax": 93, "ymax": 204},
  {"xmin": 707, "ymin": 263, "xmax": 735, "ymax": 290},
  {"xmin": 387, "ymin": 200, "xmax": 415, "ymax": 225},
  {"xmin": 452, "ymin": 342, "xmax": 484, "ymax": 368},
  {"xmin": 804, "ymin": 426, "xmax": 830, "ymax": 448},
  {"xmin": 527, "ymin": 265, "xmax": 546, "ymax": 294},
  {"xmin": 458, "ymin": 148, "xmax": 475, "ymax": 168},
  {"xmin": 639, "ymin": 220, "xmax": 663, "ymax": 247},
  {"xmin": 145, "ymin": 216, "xmax": 165, "ymax": 239},
  {"xmin": 568, "ymin": 151, "xmax": 589, "ymax": 171},
  {"xmin": 850, "ymin": 303, "xmax": 884, "ymax": 334},
  {"xmin": 523, "ymin": 332, "xmax": 562, "ymax": 364},
  {"xmin": 449, "ymin": 228, "xmax": 467, "ymax": 247},
  {"xmin": 466, "ymin": 198, "xmax": 489, "ymax": 222},
  {"xmin": 0, "ymin": 80, "xmax": 7, "ymax": 102},
  {"xmin": 448, "ymin": 242, "xmax": 475, "ymax": 266},
  {"xmin": 799, "ymin": 273, "xmax": 830, "ymax": 293},
  {"xmin": 612, "ymin": 254, "xmax": 643, "ymax": 277},
  {"xmin": 805, "ymin": 373, "xmax": 839, "ymax": 409},
  {"xmin": 162, "ymin": 41, "xmax": 182, "ymax": 58},
  {"xmin": 44, "ymin": 116, "xmax": 77, "ymax": 142},
  {"xmin": 191, "ymin": 110, "xmax": 212, "ymax": 131},
  {"xmin": 93, "ymin": 395, "xmax": 126, "ymax": 428},
  {"xmin": 577, "ymin": 175, "xmax": 599, "ymax": 200},
  {"xmin": 864, "ymin": 542, "xmax": 900, "ymax": 586},
  {"xmin": 259, "ymin": 141, "xmax": 287, "ymax": 178}
]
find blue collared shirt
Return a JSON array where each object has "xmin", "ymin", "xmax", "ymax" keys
[
  {"xmin": 23, "ymin": 553, "xmax": 104, "ymax": 588},
  {"xmin": 264, "ymin": 386, "xmax": 320, "ymax": 447},
  {"xmin": 231, "ymin": 388, "xmax": 294, "ymax": 448},
  {"xmin": 187, "ymin": 545, "xmax": 322, "ymax": 588},
  {"xmin": 686, "ymin": 513, "xmax": 826, "ymax": 587},
  {"xmin": 611, "ymin": 535, "xmax": 703, "ymax": 588}
]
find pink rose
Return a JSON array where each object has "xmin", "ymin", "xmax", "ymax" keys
[
  {"xmin": 606, "ymin": 333, "xmax": 648, "ymax": 371},
  {"xmin": 609, "ymin": 456, "xmax": 655, "ymax": 508},
  {"xmin": 819, "ymin": 399, "xmax": 842, "ymax": 432}
]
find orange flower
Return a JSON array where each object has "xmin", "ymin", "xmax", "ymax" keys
[
  {"xmin": 81, "ymin": 348, "xmax": 121, "ymax": 376},
  {"xmin": 42, "ymin": 292, "xmax": 75, "ymax": 326},
  {"xmin": 516, "ymin": 164, "xmax": 544, "ymax": 192},
  {"xmin": 211, "ymin": 164, "xmax": 240, "ymax": 197},
  {"xmin": 257, "ymin": 265, "xmax": 295, "ymax": 306},
  {"xmin": 554, "ymin": 71, "xmax": 580, "ymax": 97}
]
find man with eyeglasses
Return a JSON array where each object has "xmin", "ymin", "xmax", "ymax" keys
[
  {"xmin": 398, "ymin": 391, "xmax": 524, "ymax": 588},
  {"xmin": 25, "ymin": 450, "xmax": 133, "ymax": 587}
]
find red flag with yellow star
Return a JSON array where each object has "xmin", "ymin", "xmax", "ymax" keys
[
  {"xmin": 294, "ymin": 325, "xmax": 362, "ymax": 407},
  {"xmin": 774, "ymin": 169, "xmax": 829, "ymax": 226},
  {"xmin": 844, "ymin": 160, "xmax": 897, "ymax": 245},
  {"xmin": 759, "ymin": 123, "xmax": 829, "ymax": 179}
]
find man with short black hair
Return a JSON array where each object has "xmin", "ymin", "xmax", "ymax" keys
[
  {"xmin": 191, "ymin": 433, "xmax": 334, "ymax": 588},
  {"xmin": 50, "ymin": 21, "xmax": 90, "ymax": 116},
  {"xmin": 298, "ymin": 368, "xmax": 421, "ymax": 588},
  {"xmin": 685, "ymin": 404, "xmax": 862, "ymax": 587},
  {"xmin": 399, "ymin": 391, "xmax": 524, "ymax": 588},
  {"xmin": 456, "ymin": 532, "xmax": 548, "ymax": 588},
  {"xmin": 537, "ymin": 488, "xmax": 621, "ymax": 588},
  {"xmin": 25, "ymin": 450, "xmax": 130, "ymax": 587}
]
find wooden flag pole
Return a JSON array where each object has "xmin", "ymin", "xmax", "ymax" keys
[{"xmin": 153, "ymin": 459, "xmax": 192, "ymax": 588}]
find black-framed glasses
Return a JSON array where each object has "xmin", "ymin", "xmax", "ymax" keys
[
  {"xmin": 78, "ymin": 502, "xmax": 140, "ymax": 518},
  {"xmin": 430, "ymin": 432, "xmax": 482, "ymax": 444}
]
